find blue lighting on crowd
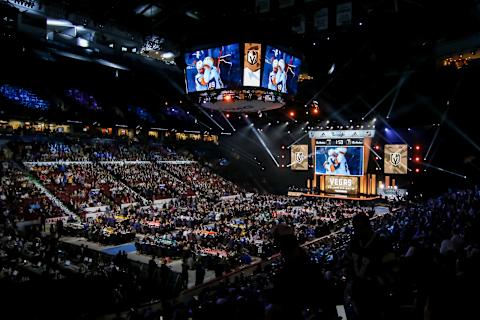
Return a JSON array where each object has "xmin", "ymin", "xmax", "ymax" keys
[
  {"xmin": 65, "ymin": 88, "xmax": 102, "ymax": 111},
  {"xmin": 128, "ymin": 105, "xmax": 154, "ymax": 123},
  {"xmin": 0, "ymin": 84, "xmax": 50, "ymax": 110}
]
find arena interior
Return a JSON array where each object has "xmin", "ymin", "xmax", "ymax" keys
[{"xmin": 1, "ymin": 1, "xmax": 480, "ymax": 319}]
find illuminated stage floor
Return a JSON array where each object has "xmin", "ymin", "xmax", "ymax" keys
[{"xmin": 302, "ymin": 192, "xmax": 380, "ymax": 201}]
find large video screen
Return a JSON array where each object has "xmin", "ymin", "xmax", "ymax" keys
[
  {"xmin": 185, "ymin": 44, "xmax": 242, "ymax": 93},
  {"xmin": 243, "ymin": 43, "xmax": 262, "ymax": 87},
  {"xmin": 261, "ymin": 46, "xmax": 301, "ymax": 94},
  {"xmin": 315, "ymin": 146, "xmax": 364, "ymax": 176}
]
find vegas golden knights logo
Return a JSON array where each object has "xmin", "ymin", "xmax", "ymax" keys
[
  {"xmin": 295, "ymin": 151, "xmax": 305, "ymax": 164},
  {"xmin": 244, "ymin": 43, "xmax": 261, "ymax": 72},
  {"xmin": 384, "ymin": 145, "xmax": 408, "ymax": 174},
  {"xmin": 291, "ymin": 145, "xmax": 308, "ymax": 170},
  {"xmin": 247, "ymin": 49, "xmax": 258, "ymax": 65},
  {"xmin": 390, "ymin": 152, "xmax": 401, "ymax": 167}
]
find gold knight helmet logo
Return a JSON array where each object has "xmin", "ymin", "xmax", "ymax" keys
[
  {"xmin": 245, "ymin": 43, "xmax": 261, "ymax": 72},
  {"xmin": 295, "ymin": 151, "xmax": 305, "ymax": 164},
  {"xmin": 390, "ymin": 152, "xmax": 401, "ymax": 166},
  {"xmin": 291, "ymin": 144, "xmax": 308, "ymax": 170}
]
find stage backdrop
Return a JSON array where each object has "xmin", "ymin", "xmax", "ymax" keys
[
  {"xmin": 384, "ymin": 144, "xmax": 408, "ymax": 174},
  {"xmin": 291, "ymin": 144, "xmax": 308, "ymax": 170}
]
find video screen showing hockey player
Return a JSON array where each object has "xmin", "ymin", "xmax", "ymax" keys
[
  {"xmin": 261, "ymin": 46, "xmax": 301, "ymax": 95},
  {"xmin": 185, "ymin": 44, "xmax": 242, "ymax": 93},
  {"xmin": 243, "ymin": 43, "xmax": 262, "ymax": 87},
  {"xmin": 315, "ymin": 146, "xmax": 364, "ymax": 176}
]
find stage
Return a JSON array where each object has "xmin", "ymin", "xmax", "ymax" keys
[{"xmin": 301, "ymin": 192, "xmax": 380, "ymax": 201}]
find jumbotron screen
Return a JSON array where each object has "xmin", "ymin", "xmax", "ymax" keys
[
  {"xmin": 315, "ymin": 146, "xmax": 364, "ymax": 176},
  {"xmin": 184, "ymin": 44, "xmax": 242, "ymax": 93},
  {"xmin": 261, "ymin": 46, "xmax": 301, "ymax": 95}
]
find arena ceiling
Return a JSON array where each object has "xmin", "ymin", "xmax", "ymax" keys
[{"xmin": 2, "ymin": 0, "xmax": 480, "ymax": 142}]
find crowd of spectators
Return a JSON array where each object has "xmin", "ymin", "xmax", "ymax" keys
[
  {"xmin": 27, "ymin": 163, "xmax": 141, "ymax": 211},
  {"xmin": 0, "ymin": 161, "xmax": 65, "ymax": 222},
  {"xmin": 104, "ymin": 162, "xmax": 184, "ymax": 200},
  {"xmin": 150, "ymin": 187, "xmax": 480, "ymax": 320},
  {"xmin": 160, "ymin": 162, "xmax": 240, "ymax": 198},
  {"xmin": 3, "ymin": 138, "xmax": 480, "ymax": 319}
]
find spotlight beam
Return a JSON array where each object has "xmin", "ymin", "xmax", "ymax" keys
[
  {"xmin": 367, "ymin": 145, "xmax": 382, "ymax": 160},
  {"xmin": 421, "ymin": 162, "xmax": 467, "ymax": 179},
  {"xmin": 386, "ymin": 75, "xmax": 408, "ymax": 119},
  {"xmin": 248, "ymin": 124, "xmax": 280, "ymax": 167},
  {"xmin": 196, "ymin": 105, "xmax": 224, "ymax": 131},
  {"xmin": 377, "ymin": 116, "xmax": 410, "ymax": 146},
  {"xmin": 195, "ymin": 119, "xmax": 212, "ymax": 130},
  {"xmin": 287, "ymin": 133, "xmax": 309, "ymax": 149},
  {"xmin": 424, "ymin": 107, "xmax": 449, "ymax": 161},
  {"xmin": 221, "ymin": 112, "xmax": 236, "ymax": 131},
  {"xmin": 424, "ymin": 79, "xmax": 480, "ymax": 152},
  {"xmin": 362, "ymin": 84, "xmax": 399, "ymax": 119}
]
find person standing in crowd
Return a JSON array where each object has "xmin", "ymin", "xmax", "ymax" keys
[
  {"xmin": 195, "ymin": 263, "xmax": 205, "ymax": 286},
  {"xmin": 267, "ymin": 224, "xmax": 336, "ymax": 320},
  {"xmin": 347, "ymin": 213, "xmax": 396, "ymax": 320},
  {"xmin": 181, "ymin": 260, "xmax": 189, "ymax": 289}
]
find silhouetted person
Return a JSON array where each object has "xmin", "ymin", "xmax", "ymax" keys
[
  {"xmin": 181, "ymin": 261, "xmax": 189, "ymax": 289},
  {"xmin": 347, "ymin": 213, "xmax": 396, "ymax": 320},
  {"xmin": 267, "ymin": 224, "xmax": 336, "ymax": 320},
  {"xmin": 195, "ymin": 263, "xmax": 205, "ymax": 286}
]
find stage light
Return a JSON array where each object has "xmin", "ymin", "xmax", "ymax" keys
[
  {"xmin": 408, "ymin": 128, "xmax": 411, "ymax": 131},
  {"xmin": 415, "ymin": 157, "xmax": 420, "ymax": 162},
  {"xmin": 313, "ymin": 108, "xmax": 319, "ymax": 114},
  {"xmin": 289, "ymin": 111, "xmax": 295, "ymax": 117},
  {"xmin": 281, "ymin": 145, "xmax": 285, "ymax": 149},
  {"xmin": 375, "ymin": 145, "xmax": 380, "ymax": 150},
  {"xmin": 384, "ymin": 128, "xmax": 389, "ymax": 132},
  {"xmin": 415, "ymin": 168, "xmax": 420, "ymax": 173},
  {"xmin": 224, "ymin": 95, "xmax": 232, "ymax": 102},
  {"xmin": 245, "ymin": 114, "xmax": 248, "ymax": 118},
  {"xmin": 415, "ymin": 145, "xmax": 420, "ymax": 150},
  {"xmin": 226, "ymin": 113, "xmax": 230, "ymax": 118}
]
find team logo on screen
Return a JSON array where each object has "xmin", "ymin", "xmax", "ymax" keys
[
  {"xmin": 247, "ymin": 49, "xmax": 258, "ymax": 65},
  {"xmin": 390, "ymin": 153, "xmax": 401, "ymax": 167},
  {"xmin": 291, "ymin": 144, "xmax": 308, "ymax": 170},
  {"xmin": 295, "ymin": 151, "xmax": 305, "ymax": 164},
  {"xmin": 243, "ymin": 43, "xmax": 262, "ymax": 87},
  {"xmin": 384, "ymin": 144, "xmax": 408, "ymax": 174}
]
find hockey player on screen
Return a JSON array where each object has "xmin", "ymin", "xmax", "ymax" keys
[
  {"xmin": 275, "ymin": 59, "xmax": 287, "ymax": 93},
  {"xmin": 194, "ymin": 60, "xmax": 208, "ymax": 91},
  {"xmin": 203, "ymin": 56, "xmax": 224, "ymax": 90},
  {"xmin": 334, "ymin": 147, "xmax": 350, "ymax": 175},
  {"xmin": 323, "ymin": 148, "xmax": 338, "ymax": 173},
  {"xmin": 267, "ymin": 59, "xmax": 279, "ymax": 91}
]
